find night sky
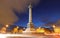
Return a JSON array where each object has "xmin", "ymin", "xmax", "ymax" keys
[{"xmin": 14, "ymin": 0, "xmax": 60, "ymax": 27}]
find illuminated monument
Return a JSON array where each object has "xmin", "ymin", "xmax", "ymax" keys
[
  {"xmin": 27, "ymin": 3, "xmax": 34, "ymax": 29},
  {"xmin": 23, "ymin": 4, "xmax": 34, "ymax": 33}
]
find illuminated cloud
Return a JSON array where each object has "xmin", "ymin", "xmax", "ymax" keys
[{"xmin": 0, "ymin": 0, "xmax": 40, "ymax": 25}]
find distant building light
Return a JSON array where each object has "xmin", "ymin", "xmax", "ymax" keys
[
  {"xmin": 6, "ymin": 25, "xmax": 9, "ymax": 27},
  {"xmin": 53, "ymin": 25, "xmax": 56, "ymax": 28}
]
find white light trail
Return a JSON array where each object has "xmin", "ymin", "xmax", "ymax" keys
[
  {"xmin": 0, "ymin": 33, "xmax": 60, "ymax": 38},
  {"xmin": 0, "ymin": 34, "xmax": 33, "ymax": 38}
]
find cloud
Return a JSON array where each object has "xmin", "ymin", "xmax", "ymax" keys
[{"xmin": 0, "ymin": 0, "xmax": 40, "ymax": 25}]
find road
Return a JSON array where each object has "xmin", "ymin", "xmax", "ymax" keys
[{"xmin": 0, "ymin": 34, "xmax": 60, "ymax": 38}]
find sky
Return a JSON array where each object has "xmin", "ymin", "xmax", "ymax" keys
[
  {"xmin": 0, "ymin": 0, "xmax": 39, "ymax": 25},
  {"xmin": 14, "ymin": 0, "xmax": 60, "ymax": 27},
  {"xmin": 0, "ymin": 0, "xmax": 60, "ymax": 27},
  {"xmin": 13, "ymin": 0, "xmax": 60, "ymax": 27}
]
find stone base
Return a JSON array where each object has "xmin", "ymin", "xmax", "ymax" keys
[
  {"xmin": 23, "ymin": 22, "xmax": 35, "ymax": 34},
  {"xmin": 23, "ymin": 28, "xmax": 32, "ymax": 34},
  {"xmin": 27, "ymin": 22, "xmax": 34, "ymax": 28}
]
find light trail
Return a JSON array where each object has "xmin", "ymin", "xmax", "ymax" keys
[
  {"xmin": 45, "ymin": 33, "xmax": 60, "ymax": 36},
  {"xmin": 0, "ymin": 33, "xmax": 60, "ymax": 38},
  {"xmin": 0, "ymin": 34, "xmax": 47, "ymax": 38},
  {"xmin": 0, "ymin": 34, "xmax": 33, "ymax": 38}
]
